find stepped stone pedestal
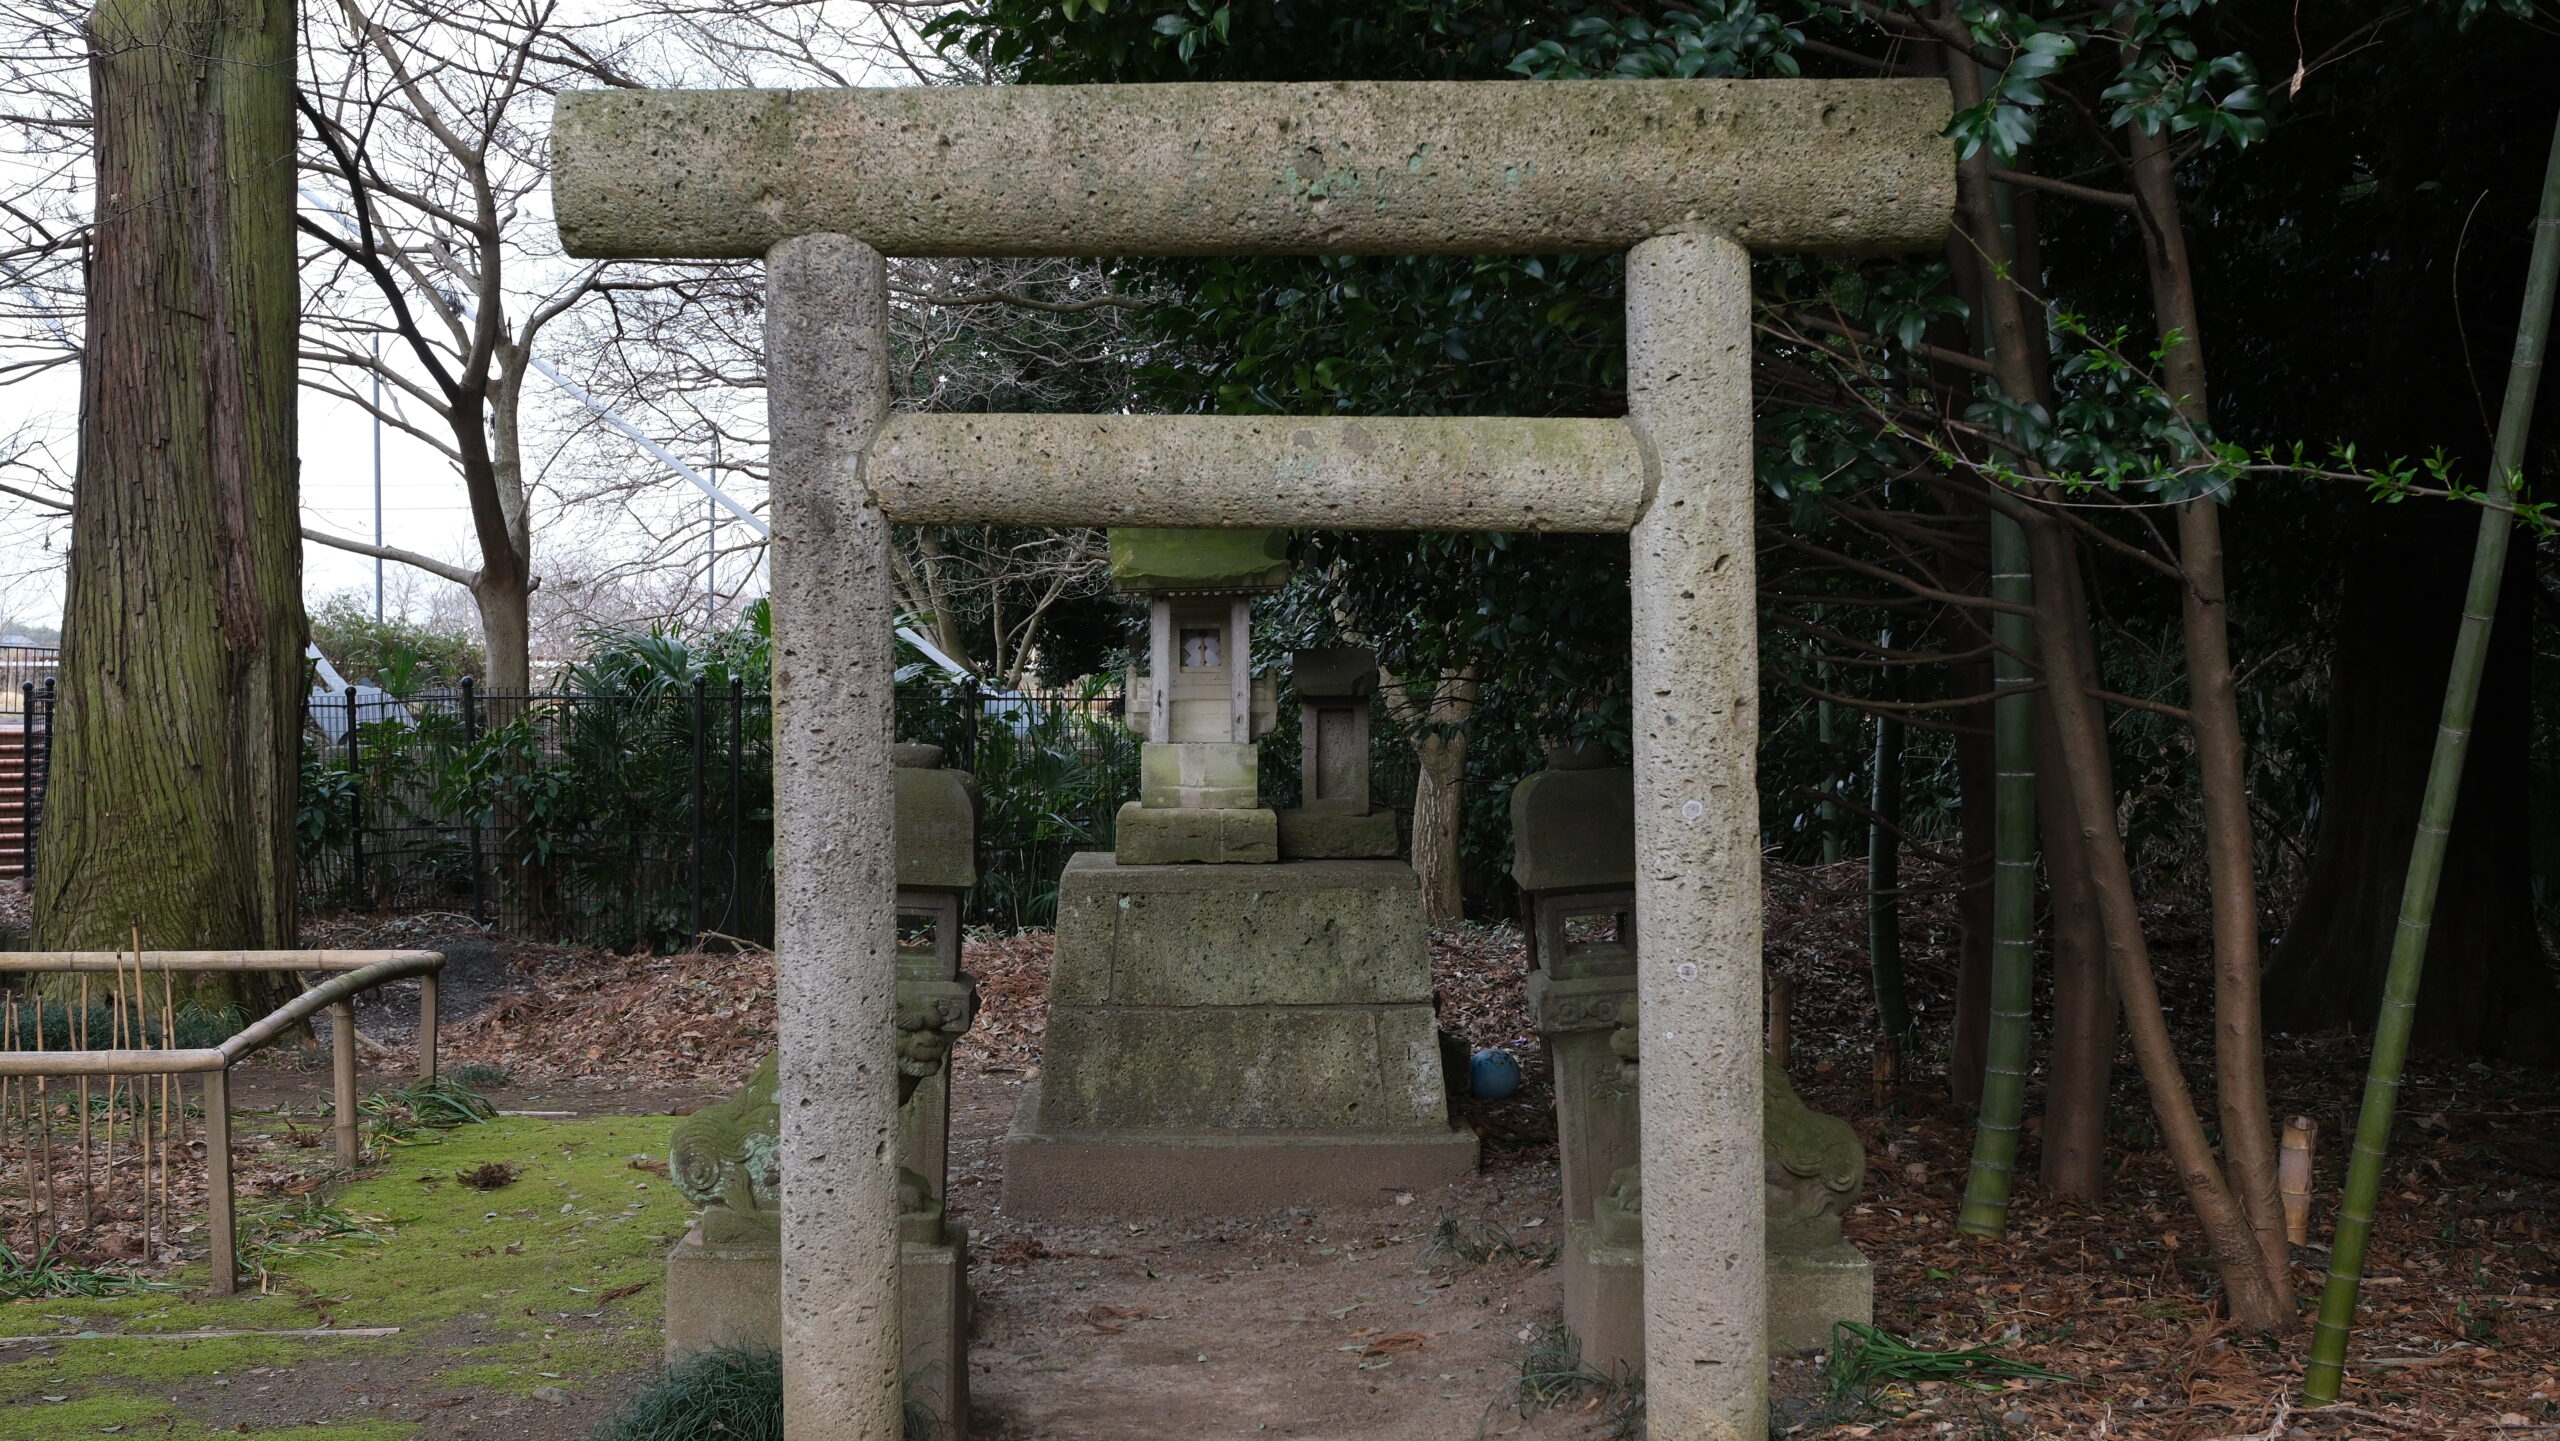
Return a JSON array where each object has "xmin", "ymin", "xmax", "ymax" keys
[{"xmin": 1003, "ymin": 853, "xmax": 1476, "ymax": 1217}]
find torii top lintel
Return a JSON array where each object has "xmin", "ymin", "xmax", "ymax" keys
[{"xmin": 552, "ymin": 79, "xmax": 1953, "ymax": 261}]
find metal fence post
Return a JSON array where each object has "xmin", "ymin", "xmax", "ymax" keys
[
  {"xmin": 961, "ymin": 677, "xmax": 980, "ymax": 771},
  {"xmin": 727, "ymin": 675, "xmax": 744, "ymax": 939},
  {"xmin": 345, "ymin": 686, "xmax": 364, "ymax": 904},
  {"xmin": 18, "ymin": 682, "xmax": 31, "ymax": 886},
  {"xmin": 462, "ymin": 678, "xmax": 485, "ymax": 924},
  {"xmin": 690, "ymin": 675, "xmax": 707, "ymax": 943}
]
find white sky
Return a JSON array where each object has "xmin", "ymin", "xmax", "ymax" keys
[
  {"xmin": 1, "ymin": 2, "xmax": 923, "ymax": 640},
  {"xmin": 0, "ymin": 262, "xmax": 751, "ymax": 639}
]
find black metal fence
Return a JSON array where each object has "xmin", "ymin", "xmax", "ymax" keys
[
  {"xmin": 896, "ymin": 679, "xmax": 1138, "ymax": 929},
  {"xmin": 2, "ymin": 647, "xmax": 56, "ymax": 715},
  {"xmin": 7, "ymin": 679, "xmax": 53, "ymax": 884},
  {"xmin": 19, "ymin": 674, "xmax": 1144, "ymax": 940},
  {"xmin": 298, "ymin": 679, "xmax": 775, "ymax": 951},
  {"xmin": 294, "ymin": 678, "xmax": 1134, "ymax": 943}
]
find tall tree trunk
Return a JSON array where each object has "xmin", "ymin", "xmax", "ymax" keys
[
  {"xmin": 1384, "ymin": 667, "xmax": 1477, "ymax": 927},
  {"xmin": 2035, "ymin": 656, "xmax": 2116, "ymax": 1201},
  {"xmin": 2269, "ymin": 88, "xmax": 2560, "ymax": 1059},
  {"xmin": 1411, "ymin": 728, "xmax": 1468, "ymax": 926},
  {"xmin": 2026, "ymin": 518, "xmax": 2291, "ymax": 1331},
  {"xmin": 472, "ymin": 575, "xmax": 533, "ymax": 694},
  {"xmin": 2127, "ymin": 121, "xmax": 2289, "ymax": 1287},
  {"xmin": 1958, "ymin": 510, "xmax": 2038, "ymax": 1237},
  {"xmin": 474, "ymin": 358, "xmax": 535, "ymax": 693},
  {"xmin": 37, "ymin": 0, "xmax": 304, "ymax": 1015},
  {"xmin": 1945, "ymin": 48, "xmax": 2288, "ymax": 1329},
  {"xmin": 1867, "ymin": 622, "xmax": 1912, "ymax": 1067}
]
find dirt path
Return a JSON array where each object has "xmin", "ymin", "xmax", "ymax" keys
[{"xmin": 946, "ymin": 1072, "xmax": 1598, "ymax": 1441}]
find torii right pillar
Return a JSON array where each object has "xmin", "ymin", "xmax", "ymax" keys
[{"xmin": 1625, "ymin": 231, "xmax": 1769, "ymax": 1436}]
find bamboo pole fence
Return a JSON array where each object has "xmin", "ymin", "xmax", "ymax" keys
[{"xmin": 0, "ymin": 950, "xmax": 443, "ymax": 1295}]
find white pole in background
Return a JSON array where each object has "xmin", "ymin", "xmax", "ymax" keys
[
  {"xmin": 707, "ymin": 431, "xmax": 720, "ymax": 628},
  {"xmin": 372, "ymin": 337, "xmax": 385, "ymax": 621}
]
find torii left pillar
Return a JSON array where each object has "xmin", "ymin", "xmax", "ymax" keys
[{"xmin": 767, "ymin": 234, "xmax": 906, "ymax": 1440}]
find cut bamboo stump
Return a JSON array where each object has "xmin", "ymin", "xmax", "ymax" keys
[{"xmin": 2280, "ymin": 1115, "xmax": 2317, "ymax": 1245}]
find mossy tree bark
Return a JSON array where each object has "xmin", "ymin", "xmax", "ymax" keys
[
  {"xmin": 1388, "ymin": 668, "xmax": 1479, "ymax": 928},
  {"xmin": 34, "ymin": 0, "xmax": 305, "ymax": 1016}
]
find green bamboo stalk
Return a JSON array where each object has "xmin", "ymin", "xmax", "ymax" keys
[
  {"xmin": 2302, "ymin": 107, "xmax": 2560, "ymax": 1405},
  {"xmin": 1868, "ymin": 620, "xmax": 1912, "ymax": 1064},
  {"xmin": 1959, "ymin": 510, "xmax": 2039, "ymax": 1237}
]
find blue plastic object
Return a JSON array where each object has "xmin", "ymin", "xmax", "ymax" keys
[{"xmin": 1469, "ymin": 1048, "xmax": 1521, "ymax": 1100}]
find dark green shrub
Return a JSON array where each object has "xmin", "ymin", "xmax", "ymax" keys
[{"xmin": 589, "ymin": 1347, "xmax": 781, "ymax": 1441}]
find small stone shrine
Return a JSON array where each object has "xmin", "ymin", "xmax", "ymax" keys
[
  {"xmin": 1512, "ymin": 745, "xmax": 1873, "ymax": 1373},
  {"xmin": 664, "ymin": 742, "xmax": 978, "ymax": 1435},
  {"xmin": 1000, "ymin": 528, "xmax": 1476, "ymax": 1217},
  {"xmin": 1276, "ymin": 646, "xmax": 1401, "ymax": 860}
]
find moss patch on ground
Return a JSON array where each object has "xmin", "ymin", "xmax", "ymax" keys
[{"xmin": 0, "ymin": 1114, "xmax": 684, "ymax": 1440}]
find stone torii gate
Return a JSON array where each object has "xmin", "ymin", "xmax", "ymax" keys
[{"xmin": 553, "ymin": 78, "xmax": 1951, "ymax": 1440}]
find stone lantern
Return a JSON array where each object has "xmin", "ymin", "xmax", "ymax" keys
[
  {"xmin": 664, "ymin": 742, "xmax": 979, "ymax": 1437},
  {"xmin": 1114, "ymin": 527, "xmax": 1285, "ymax": 864},
  {"xmin": 1511, "ymin": 742, "xmax": 1874, "ymax": 1373},
  {"xmin": 1510, "ymin": 743, "xmax": 1645, "ymax": 1373}
]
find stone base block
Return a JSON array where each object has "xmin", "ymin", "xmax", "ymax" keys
[
  {"xmin": 1003, "ymin": 1115, "xmax": 1479, "ymax": 1218},
  {"xmin": 1768, "ymin": 1239, "xmax": 1872, "ymax": 1353},
  {"xmin": 665, "ymin": 1222, "xmax": 977, "ymax": 1437},
  {"xmin": 664, "ymin": 1223, "xmax": 778, "ymax": 1360},
  {"xmin": 1113, "ymin": 802, "xmax": 1277, "ymax": 864},
  {"xmin": 1139, "ymin": 741, "xmax": 1260, "ymax": 810},
  {"xmin": 1033, "ymin": 1005, "xmax": 1453, "ymax": 1132},
  {"xmin": 1561, "ymin": 1222, "xmax": 1645, "ymax": 1381},
  {"xmin": 902, "ymin": 1229, "xmax": 970, "ymax": 1440},
  {"xmin": 1552, "ymin": 1226, "xmax": 1876, "ymax": 1371},
  {"xmin": 1054, "ymin": 853, "xmax": 1430, "ymax": 1007},
  {"xmin": 1277, "ymin": 807, "xmax": 1400, "ymax": 859}
]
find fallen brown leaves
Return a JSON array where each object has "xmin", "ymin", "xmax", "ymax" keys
[
  {"xmin": 1765, "ymin": 856, "xmax": 2560, "ymax": 1440},
  {"xmin": 453, "ymin": 1162, "xmax": 519, "ymax": 1191},
  {"xmin": 1083, "ymin": 1304, "xmax": 1149, "ymax": 1333},
  {"xmin": 441, "ymin": 944, "xmax": 775, "ymax": 1088},
  {"xmin": 279, "ymin": 864, "xmax": 2555, "ymax": 1440},
  {"xmin": 0, "ymin": 1104, "xmax": 341, "ymax": 1276},
  {"xmin": 955, "ymin": 932, "xmax": 1053, "ymax": 1078}
]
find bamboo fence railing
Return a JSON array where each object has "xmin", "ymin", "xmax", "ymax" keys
[{"xmin": 0, "ymin": 950, "xmax": 443, "ymax": 1295}]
